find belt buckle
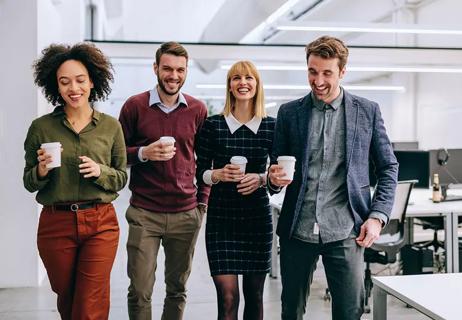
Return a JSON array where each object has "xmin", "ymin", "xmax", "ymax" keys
[{"xmin": 70, "ymin": 203, "xmax": 79, "ymax": 212}]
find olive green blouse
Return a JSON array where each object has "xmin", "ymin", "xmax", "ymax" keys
[{"xmin": 23, "ymin": 106, "xmax": 127, "ymax": 205}]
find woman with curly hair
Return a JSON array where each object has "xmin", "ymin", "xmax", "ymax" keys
[{"xmin": 23, "ymin": 43, "xmax": 127, "ymax": 320}]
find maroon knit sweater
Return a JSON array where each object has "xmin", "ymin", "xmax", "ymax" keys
[{"xmin": 119, "ymin": 91, "xmax": 210, "ymax": 213}]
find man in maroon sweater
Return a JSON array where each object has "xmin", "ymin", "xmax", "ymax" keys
[{"xmin": 119, "ymin": 42, "xmax": 210, "ymax": 320}]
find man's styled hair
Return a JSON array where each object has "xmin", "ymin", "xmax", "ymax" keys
[
  {"xmin": 222, "ymin": 60, "xmax": 266, "ymax": 118},
  {"xmin": 305, "ymin": 36, "xmax": 349, "ymax": 70},
  {"xmin": 155, "ymin": 41, "xmax": 189, "ymax": 65}
]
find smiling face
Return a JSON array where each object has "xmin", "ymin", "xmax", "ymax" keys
[
  {"xmin": 229, "ymin": 72, "xmax": 257, "ymax": 102},
  {"xmin": 56, "ymin": 59, "xmax": 94, "ymax": 109},
  {"xmin": 307, "ymin": 54, "xmax": 345, "ymax": 104},
  {"xmin": 154, "ymin": 53, "xmax": 187, "ymax": 96}
]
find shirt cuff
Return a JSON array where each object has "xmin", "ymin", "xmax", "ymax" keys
[
  {"xmin": 369, "ymin": 211, "xmax": 388, "ymax": 227},
  {"xmin": 203, "ymin": 170, "xmax": 218, "ymax": 185},
  {"xmin": 267, "ymin": 178, "xmax": 282, "ymax": 193},
  {"xmin": 32, "ymin": 165, "xmax": 50, "ymax": 190},
  {"xmin": 138, "ymin": 147, "xmax": 148, "ymax": 162}
]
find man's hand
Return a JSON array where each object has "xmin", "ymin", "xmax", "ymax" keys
[
  {"xmin": 197, "ymin": 203, "xmax": 207, "ymax": 215},
  {"xmin": 356, "ymin": 218, "xmax": 382, "ymax": 248},
  {"xmin": 142, "ymin": 140, "xmax": 176, "ymax": 161},
  {"xmin": 268, "ymin": 164, "xmax": 293, "ymax": 187}
]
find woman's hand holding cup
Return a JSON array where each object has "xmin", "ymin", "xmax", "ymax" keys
[
  {"xmin": 212, "ymin": 164, "xmax": 245, "ymax": 183},
  {"xmin": 36, "ymin": 149, "xmax": 53, "ymax": 178},
  {"xmin": 237, "ymin": 173, "xmax": 260, "ymax": 195},
  {"xmin": 36, "ymin": 142, "xmax": 62, "ymax": 178}
]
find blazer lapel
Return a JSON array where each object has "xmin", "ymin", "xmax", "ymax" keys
[
  {"xmin": 296, "ymin": 95, "xmax": 312, "ymax": 178},
  {"xmin": 344, "ymin": 91, "xmax": 358, "ymax": 171}
]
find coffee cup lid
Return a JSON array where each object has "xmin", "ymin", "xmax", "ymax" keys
[
  {"xmin": 230, "ymin": 156, "xmax": 248, "ymax": 164},
  {"xmin": 277, "ymin": 156, "xmax": 296, "ymax": 161},
  {"xmin": 159, "ymin": 136, "xmax": 176, "ymax": 142},
  {"xmin": 41, "ymin": 142, "xmax": 61, "ymax": 148}
]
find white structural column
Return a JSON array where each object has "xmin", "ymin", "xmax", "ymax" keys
[
  {"xmin": 0, "ymin": 0, "xmax": 84, "ymax": 288},
  {"xmin": 389, "ymin": 4, "xmax": 418, "ymax": 143}
]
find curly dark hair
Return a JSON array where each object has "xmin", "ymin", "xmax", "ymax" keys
[{"xmin": 33, "ymin": 42, "xmax": 113, "ymax": 106}]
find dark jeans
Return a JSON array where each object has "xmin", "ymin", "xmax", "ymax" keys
[{"xmin": 280, "ymin": 236, "xmax": 364, "ymax": 320}]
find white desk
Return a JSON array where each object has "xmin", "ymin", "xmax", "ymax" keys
[
  {"xmin": 372, "ymin": 273, "xmax": 462, "ymax": 320},
  {"xmin": 405, "ymin": 188, "xmax": 462, "ymax": 273},
  {"xmin": 269, "ymin": 188, "xmax": 462, "ymax": 275}
]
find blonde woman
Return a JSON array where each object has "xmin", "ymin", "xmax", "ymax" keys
[{"xmin": 196, "ymin": 61, "xmax": 275, "ymax": 320}]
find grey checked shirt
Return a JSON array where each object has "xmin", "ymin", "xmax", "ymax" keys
[{"xmin": 293, "ymin": 89, "xmax": 355, "ymax": 243}]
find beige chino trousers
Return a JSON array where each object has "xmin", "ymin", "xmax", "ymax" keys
[{"xmin": 126, "ymin": 204, "xmax": 204, "ymax": 320}]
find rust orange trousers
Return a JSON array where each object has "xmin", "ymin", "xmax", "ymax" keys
[{"xmin": 37, "ymin": 203, "xmax": 119, "ymax": 320}]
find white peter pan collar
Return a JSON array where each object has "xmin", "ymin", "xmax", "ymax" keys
[{"xmin": 224, "ymin": 113, "xmax": 262, "ymax": 134}]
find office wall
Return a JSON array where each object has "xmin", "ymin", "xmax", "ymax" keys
[
  {"xmin": 0, "ymin": 0, "xmax": 84, "ymax": 288},
  {"xmin": 415, "ymin": 0, "xmax": 462, "ymax": 150},
  {"xmin": 0, "ymin": 0, "xmax": 40, "ymax": 288}
]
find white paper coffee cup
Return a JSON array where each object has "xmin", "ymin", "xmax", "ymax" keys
[
  {"xmin": 230, "ymin": 156, "xmax": 248, "ymax": 173},
  {"xmin": 277, "ymin": 156, "xmax": 296, "ymax": 180},
  {"xmin": 159, "ymin": 136, "xmax": 175, "ymax": 145},
  {"xmin": 41, "ymin": 142, "xmax": 62, "ymax": 169}
]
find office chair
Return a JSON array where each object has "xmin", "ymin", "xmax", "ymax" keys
[
  {"xmin": 413, "ymin": 217, "xmax": 445, "ymax": 252},
  {"xmin": 363, "ymin": 180, "xmax": 416, "ymax": 313}
]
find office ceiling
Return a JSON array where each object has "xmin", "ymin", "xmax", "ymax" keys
[
  {"xmin": 98, "ymin": 0, "xmax": 459, "ymax": 48},
  {"xmin": 90, "ymin": 0, "xmax": 462, "ymax": 114}
]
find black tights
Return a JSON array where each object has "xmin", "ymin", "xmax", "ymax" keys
[{"xmin": 212, "ymin": 274, "xmax": 266, "ymax": 320}]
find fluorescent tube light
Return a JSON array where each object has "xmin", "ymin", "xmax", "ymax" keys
[
  {"xmin": 221, "ymin": 65, "xmax": 306, "ymax": 71},
  {"xmin": 221, "ymin": 64, "xmax": 462, "ymax": 73},
  {"xmin": 196, "ymin": 84, "xmax": 405, "ymax": 92},
  {"xmin": 195, "ymin": 95, "xmax": 301, "ymax": 100},
  {"xmin": 276, "ymin": 22, "xmax": 462, "ymax": 35}
]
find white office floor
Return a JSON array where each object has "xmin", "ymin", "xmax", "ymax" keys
[{"xmin": 0, "ymin": 191, "xmax": 432, "ymax": 319}]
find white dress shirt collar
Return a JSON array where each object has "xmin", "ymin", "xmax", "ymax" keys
[{"xmin": 224, "ymin": 113, "xmax": 262, "ymax": 134}]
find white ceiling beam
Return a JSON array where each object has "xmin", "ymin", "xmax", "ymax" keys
[{"xmin": 93, "ymin": 41, "xmax": 462, "ymax": 68}]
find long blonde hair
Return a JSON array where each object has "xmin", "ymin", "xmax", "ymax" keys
[{"xmin": 222, "ymin": 60, "xmax": 266, "ymax": 118}]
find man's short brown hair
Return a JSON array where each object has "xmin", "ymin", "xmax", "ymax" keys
[
  {"xmin": 155, "ymin": 41, "xmax": 188, "ymax": 65},
  {"xmin": 305, "ymin": 36, "xmax": 349, "ymax": 70}
]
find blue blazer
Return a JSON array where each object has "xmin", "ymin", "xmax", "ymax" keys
[{"xmin": 271, "ymin": 91, "xmax": 399, "ymax": 239}]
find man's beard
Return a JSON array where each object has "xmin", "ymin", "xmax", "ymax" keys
[{"xmin": 157, "ymin": 76, "xmax": 183, "ymax": 96}]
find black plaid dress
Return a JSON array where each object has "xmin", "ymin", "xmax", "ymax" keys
[{"xmin": 196, "ymin": 114, "xmax": 275, "ymax": 275}]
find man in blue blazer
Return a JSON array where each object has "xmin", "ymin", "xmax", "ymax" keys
[{"xmin": 268, "ymin": 36, "xmax": 398, "ymax": 320}]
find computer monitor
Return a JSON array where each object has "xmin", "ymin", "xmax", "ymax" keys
[
  {"xmin": 370, "ymin": 150, "xmax": 430, "ymax": 188},
  {"xmin": 429, "ymin": 149, "xmax": 462, "ymax": 185}
]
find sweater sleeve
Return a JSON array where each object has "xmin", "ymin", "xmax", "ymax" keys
[
  {"xmin": 119, "ymin": 98, "xmax": 144, "ymax": 166},
  {"xmin": 195, "ymin": 111, "xmax": 213, "ymax": 205}
]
